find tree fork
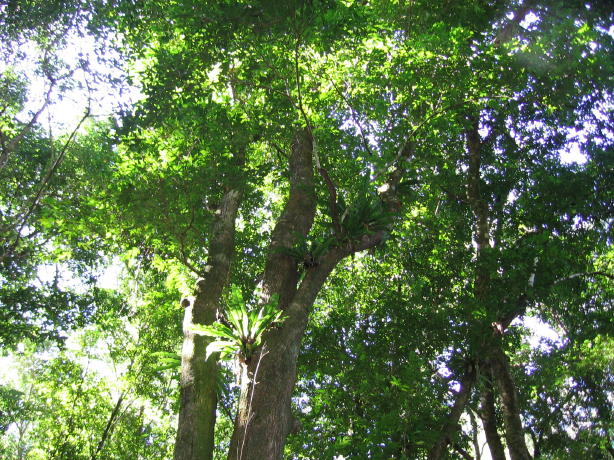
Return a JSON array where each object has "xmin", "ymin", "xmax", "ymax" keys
[
  {"xmin": 228, "ymin": 127, "xmax": 317, "ymax": 460},
  {"xmin": 227, "ymin": 248, "xmax": 344, "ymax": 460},
  {"xmin": 227, "ymin": 129, "xmax": 412, "ymax": 459},
  {"xmin": 261, "ymin": 128, "xmax": 316, "ymax": 309}
]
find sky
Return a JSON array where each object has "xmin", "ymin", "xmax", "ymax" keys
[{"xmin": 8, "ymin": 31, "xmax": 140, "ymax": 136}]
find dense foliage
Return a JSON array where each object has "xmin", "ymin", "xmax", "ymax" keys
[{"xmin": 1, "ymin": 0, "xmax": 612, "ymax": 459}]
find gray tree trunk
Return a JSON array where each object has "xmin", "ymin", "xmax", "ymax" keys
[{"xmin": 174, "ymin": 154, "xmax": 245, "ymax": 460}]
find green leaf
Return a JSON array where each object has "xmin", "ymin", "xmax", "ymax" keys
[{"xmin": 205, "ymin": 340, "xmax": 237, "ymax": 360}]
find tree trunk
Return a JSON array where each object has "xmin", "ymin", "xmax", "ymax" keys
[
  {"xmin": 490, "ymin": 346, "xmax": 532, "ymax": 460},
  {"xmin": 225, "ymin": 129, "xmax": 408, "ymax": 459},
  {"xmin": 468, "ymin": 410, "xmax": 482, "ymax": 460},
  {"xmin": 478, "ymin": 363, "xmax": 507, "ymax": 460},
  {"xmin": 226, "ymin": 128, "xmax": 316, "ymax": 460},
  {"xmin": 174, "ymin": 181, "xmax": 244, "ymax": 460},
  {"xmin": 91, "ymin": 391, "xmax": 125, "ymax": 460},
  {"xmin": 427, "ymin": 361, "xmax": 476, "ymax": 460},
  {"xmin": 227, "ymin": 249, "xmax": 343, "ymax": 460}
]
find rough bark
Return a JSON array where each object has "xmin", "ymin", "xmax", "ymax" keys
[
  {"xmin": 226, "ymin": 130, "xmax": 409, "ymax": 459},
  {"xmin": 478, "ymin": 363, "xmax": 507, "ymax": 460},
  {"xmin": 227, "ymin": 128, "xmax": 324, "ymax": 459},
  {"xmin": 228, "ymin": 247, "xmax": 345, "ymax": 460},
  {"xmin": 490, "ymin": 346, "xmax": 532, "ymax": 460},
  {"xmin": 427, "ymin": 362, "xmax": 477, "ymax": 460},
  {"xmin": 174, "ymin": 178, "xmax": 244, "ymax": 460}
]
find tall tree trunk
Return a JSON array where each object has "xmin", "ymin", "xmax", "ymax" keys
[
  {"xmin": 466, "ymin": 115, "xmax": 532, "ymax": 460},
  {"xmin": 226, "ymin": 130, "xmax": 410, "ymax": 459},
  {"xmin": 226, "ymin": 128, "xmax": 316, "ymax": 460},
  {"xmin": 490, "ymin": 346, "xmax": 532, "ymax": 460},
  {"xmin": 478, "ymin": 363, "xmax": 507, "ymax": 460},
  {"xmin": 227, "ymin": 128, "xmax": 319, "ymax": 459},
  {"xmin": 174, "ymin": 164, "xmax": 244, "ymax": 460},
  {"xmin": 227, "ymin": 248, "xmax": 344, "ymax": 460},
  {"xmin": 427, "ymin": 361, "xmax": 476, "ymax": 460}
]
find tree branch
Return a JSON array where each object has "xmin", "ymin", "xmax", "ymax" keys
[
  {"xmin": 328, "ymin": 76, "xmax": 374, "ymax": 156},
  {"xmin": 453, "ymin": 444, "xmax": 474, "ymax": 460},
  {"xmin": 91, "ymin": 391, "xmax": 125, "ymax": 460},
  {"xmin": 319, "ymin": 164, "xmax": 342, "ymax": 236},
  {"xmin": 427, "ymin": 361, "xmax": 477, "ymax": 460},
  {"xmin": 0, "ymin": 80, "xmax": 56, "ymax": 170},
  {"xmin": 554, "ymin": 271, "xmax": 614, "ymax": 284},
  {"xmin": 5, "ymin": 106, "xmax": 91, "ymax": 260},
  {"xmin": 262, "ymin": 128, "xmax": 316, "ymax": 309}
]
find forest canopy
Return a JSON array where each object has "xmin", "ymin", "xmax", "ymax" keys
[{"xmin": 0, "ymin": 1, "xmax": 612, "ymax": 459}]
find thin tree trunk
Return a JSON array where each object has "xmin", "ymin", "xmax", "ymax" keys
[
  {"xmin": 427, "ymin": 362, "xmax": 476, "ymax": 460},
  {"xmin": 490, "ymin": 347, "xmax": 532, "ymax": 460},
  {"xmin": 468, "ymin": 410, "xmax": 483, "ymax": 460},
  {"xmin": 16, "ymin": 420, "xmax": 30, "ymax": 460},
  {"xmin": 478, "ymin": 363, "xmax": 507, "ymax": 460},
  {"xmin": 0, "ymin": 82, "xmax": 55, "ymax": 171},
  {"xmin": 174, "ymin": 147, "xmax": 245, "ymax": 460},
  {"xmin": 2, "ymin": 108, "xmax": 90, "ymax": 264},
  {"xmin": 91, "ymin": 391, "xmax": 125, "ymax": 460}
]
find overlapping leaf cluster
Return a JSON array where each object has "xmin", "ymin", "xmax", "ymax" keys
[{"xmin": 192, "ymin": 286, "xmax": 283, "ymax": 362}]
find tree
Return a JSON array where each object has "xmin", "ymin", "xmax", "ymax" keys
[
  {"xmin": 103, "ymin": 1, "xmax": 613, "ymax": 458},
  {"xmin": 0, "ymin": 0, "xmax": 129, "ymax": 347},
  {"xmin": 0, "ymin": 262, "xmax": 184, "ymax": 460},
  {"xmin": 2, "ymin": 0, "xmax": 612, "ymax": 459}
]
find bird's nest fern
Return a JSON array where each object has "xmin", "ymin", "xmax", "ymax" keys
[{"xmin": 191, "ymin": 286, "xmax": 283, "ymax": 363}]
